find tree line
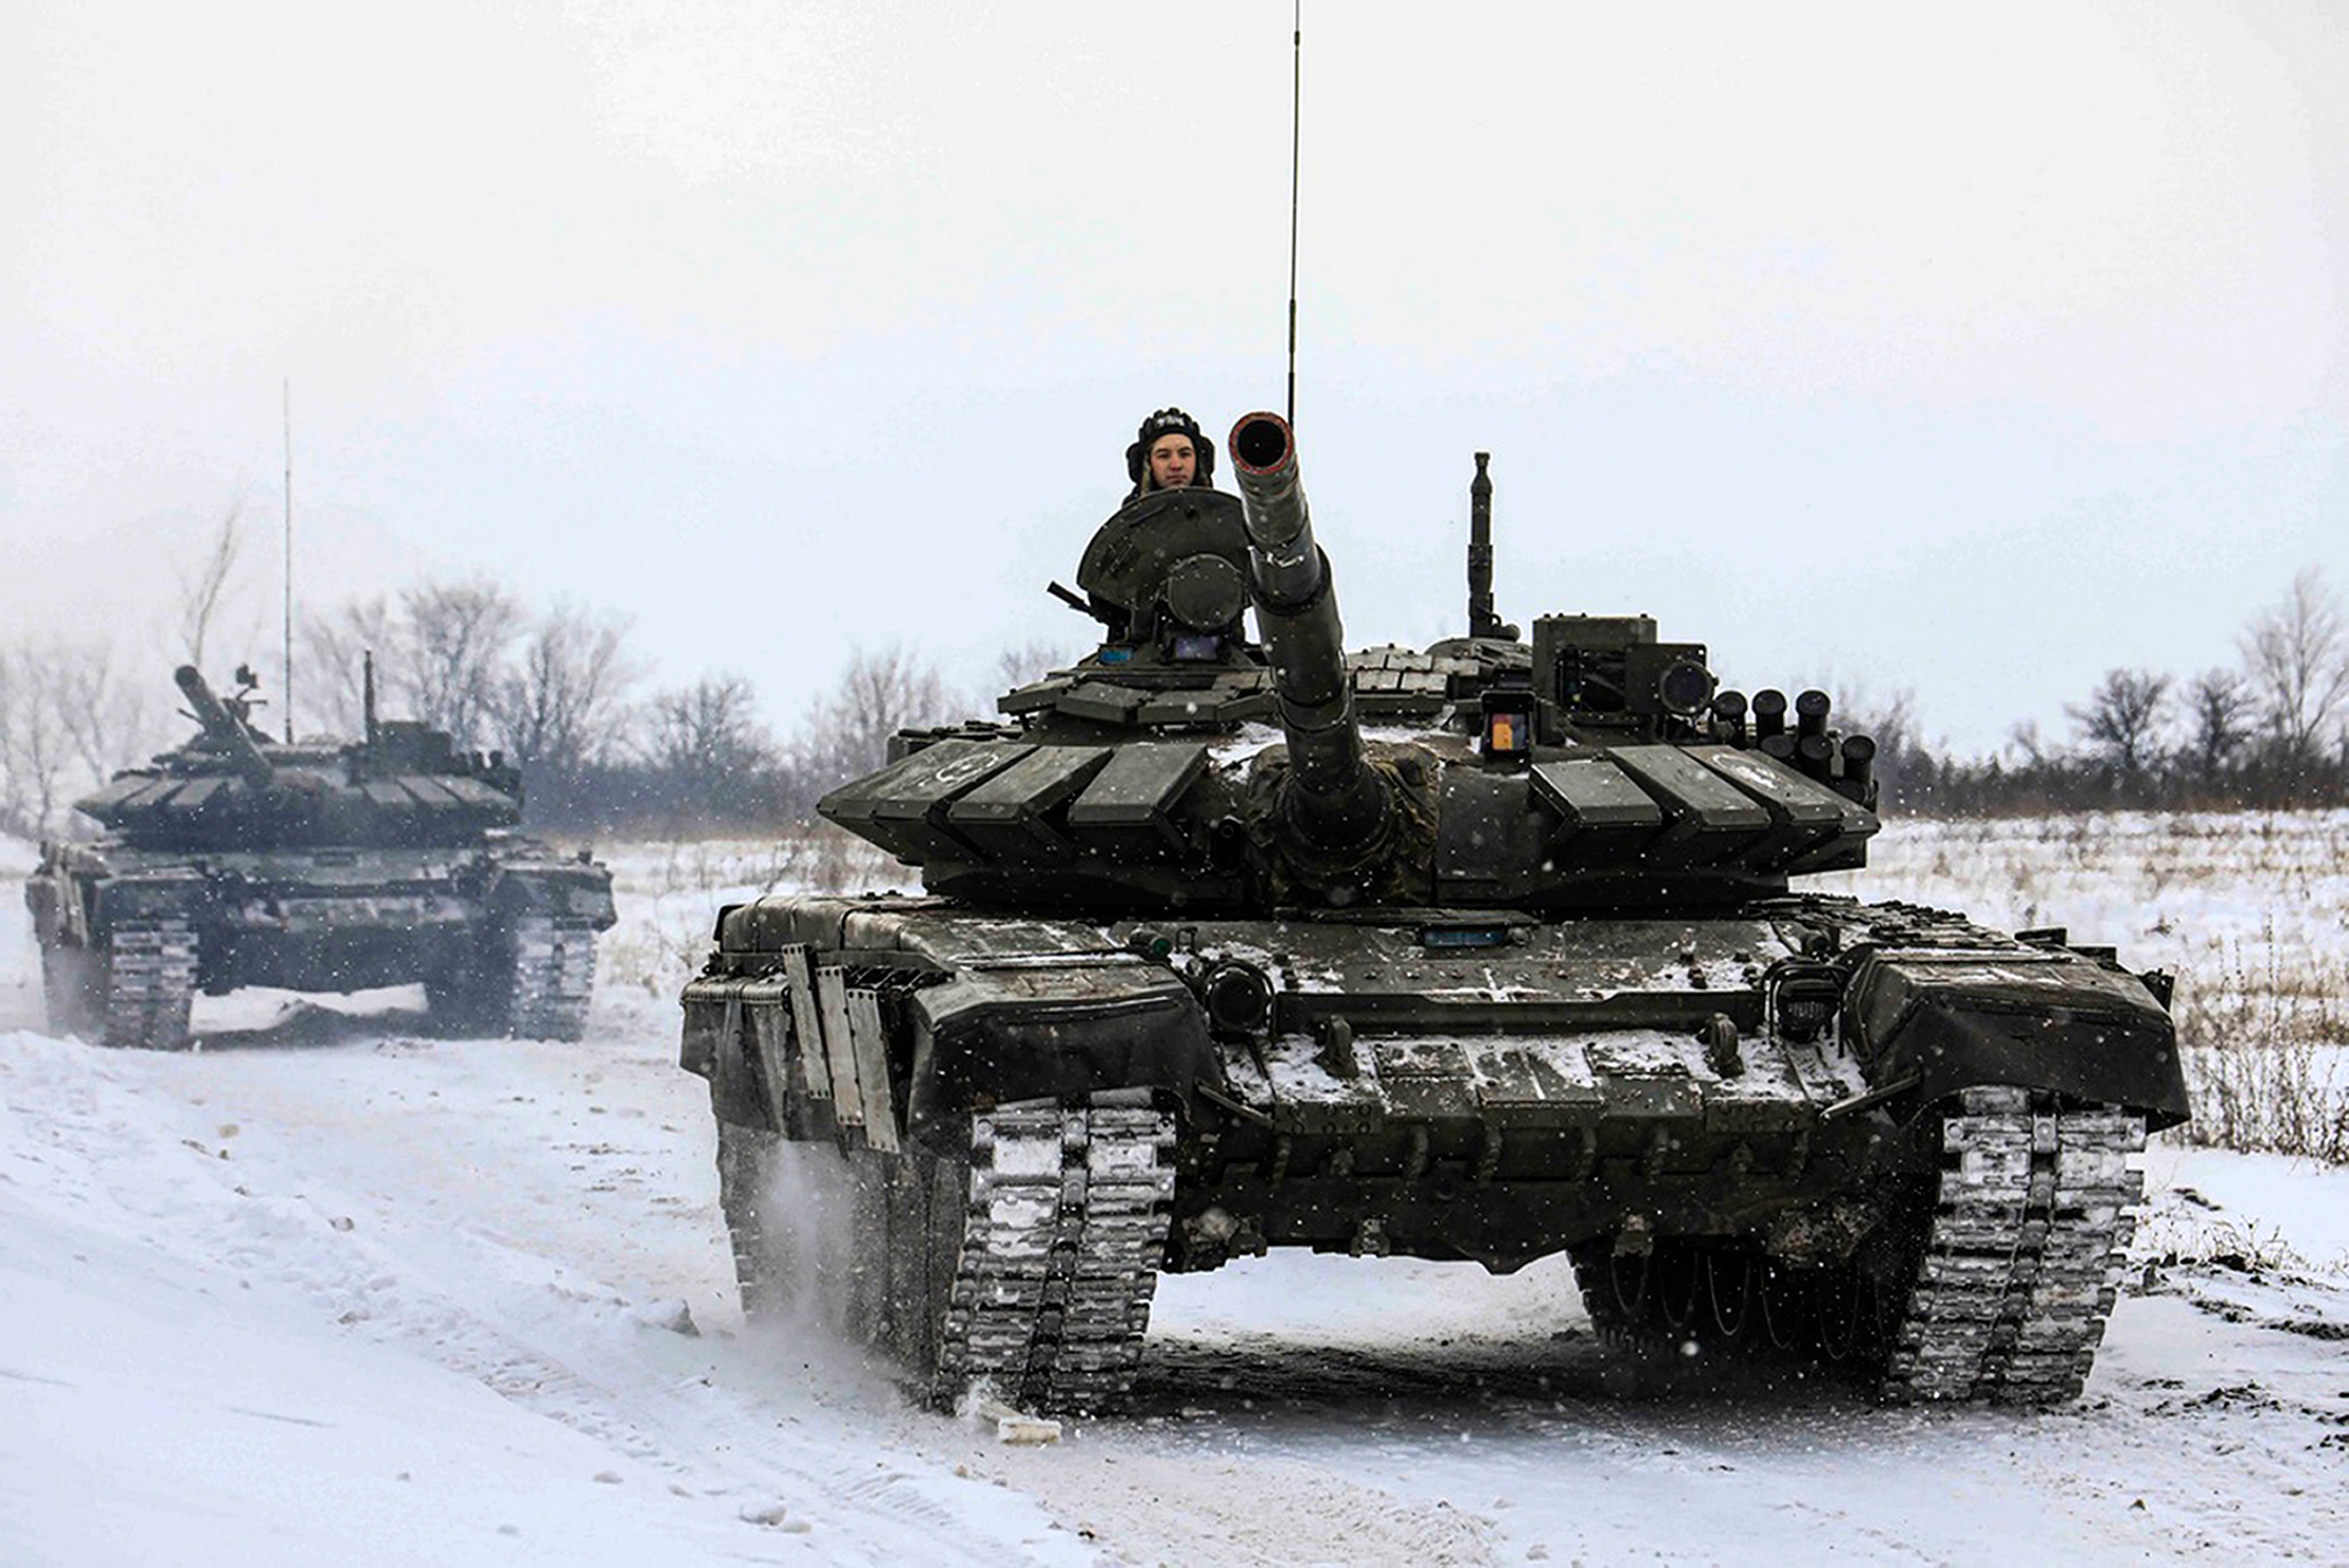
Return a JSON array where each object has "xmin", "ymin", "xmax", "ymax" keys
[
  {"xmin": 4, "ymin": 519, "xmax": 2343, "ymax": 838},
  {"xmin": 0, "ymin": 532, "xmax": 1060, "ymax": 841},
  {"xmin": 1862, "ymin": 567, "xmax": 2349, "ymax": 814}
]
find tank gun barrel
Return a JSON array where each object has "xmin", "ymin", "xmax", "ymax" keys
[
  {"xmin": 1228, "ymin": 412, "xmax": 1388, "ymax": 854},
  {"xmin": 174, "ymin": 664, "xmax": 276, "ymax": 792}
]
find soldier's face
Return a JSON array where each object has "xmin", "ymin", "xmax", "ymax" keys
[{"xmin": 1148, "ymin": 435, "xmax": 1197, "ymax": 489}]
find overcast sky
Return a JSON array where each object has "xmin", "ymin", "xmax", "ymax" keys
[{"xmin": 6, "ymin": 1, "xmax": 2342, "ymax": 754}]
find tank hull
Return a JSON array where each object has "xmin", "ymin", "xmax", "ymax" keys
[
  {"xmin": 27, "ymin": 840, "xmax": 614, "ymax": 1047},
  {"xmin": 683, "ymin": 891, "xmax": 2182, "ymax": 1411}
]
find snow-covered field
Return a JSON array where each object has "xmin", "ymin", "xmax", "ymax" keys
[{"xmin": 4, "ymin": 819, "xmax": 2347, "ymax": 1566}]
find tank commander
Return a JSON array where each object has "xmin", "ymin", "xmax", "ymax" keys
[{"xmin": 1124, "ymin": 407, "xmax": 1218, "ymax": 500}]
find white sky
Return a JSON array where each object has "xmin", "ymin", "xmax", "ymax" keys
[{"xmin": 6, "ymin": 1, "xmax": 2342, "ymax": 753}]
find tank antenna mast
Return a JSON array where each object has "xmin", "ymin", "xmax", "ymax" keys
[
  {"xmin": 281, "ymin": 375, "xmax": 294, "ymax": 743},
  {"xmin": 1285, "ymin": 0, "xmax": 1302, "ymax": 428},
  {"xmin": 1466, "ymin": 452, "xmax": 1518, "ymax": 640}
]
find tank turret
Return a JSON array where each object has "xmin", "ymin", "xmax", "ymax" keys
[{"xmin": 74, "ymin": 664, "xmax": 524, "ymax": 850}]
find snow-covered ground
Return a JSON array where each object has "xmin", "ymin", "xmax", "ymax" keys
[{"xmin": 5, "ymin": 824, "xmax": 2348, "ymax": 1566}]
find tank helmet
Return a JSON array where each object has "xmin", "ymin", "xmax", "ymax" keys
[{"xmin": 1125, "ymin": 407, "xmax": 1217, "ymax": 487}]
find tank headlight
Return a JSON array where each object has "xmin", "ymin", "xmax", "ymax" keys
[
  {"xmin": 1199, "ymin": 960, "xmax": 1273, "ymax": 1036},
  {"xmin": 1657, "ymin": 659, "xmax": 1715, "ymax": 717}
]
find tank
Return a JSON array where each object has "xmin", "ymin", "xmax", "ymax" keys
[
  {"xmin": 26, "ymin": 662, "xmax": 616, "ymax": 1049},
  {"xmin": 680, "ymin": 412, "xmax": 2186, "ymax": 1414}
]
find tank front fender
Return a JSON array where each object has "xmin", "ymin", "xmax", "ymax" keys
[
  {"xmin": 1845, "ymin": 951, "xmax": 2189, "ymax": 1130},
  {"xmin": 489, "ymin": 866, "xmax": 618, "ymax": 927},
  {"xmin": 904, "ymin": 965, "xmax": 1218, "ymax": 1148},
  {"xmin": 91, "ymin": 875, "xmax": 207, "ymax": 929}
]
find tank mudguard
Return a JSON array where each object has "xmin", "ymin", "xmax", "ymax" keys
[
  {"xmin": 22, "ymin": 869, "xmax": 64, "ymax": 941},
  {"xmin": 490, "ymin": 866, "xmax": 618, "ymax": 927},
  {"xmin": 91, "ymin": 874, "xmax": 206, "ymax": 929},
  {"xmin": 680, "ymin": 954, "xmax": 1216, "ymax": 1153},
  {"xmin": 1844, "ymin": 950, "xmax": 2189, "ymax": 1129},
  {"xmin": 904, "ymin": 967, "xmax": 1217, "ymax": 1145}
]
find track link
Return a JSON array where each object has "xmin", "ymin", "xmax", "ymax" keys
[
  {"xmin": 100, "ymin": 918, "xmax": 199, "ymax": 1050},
  {"xmin": 1882, "ymin": 1086, "xmax": 2146, "ymax": 1404},
  {"xmin": 506, "ymin": 915, "xmax": 599, "ymax": 1041},
  {"xmin": 932, "ymin": 1095, "xmax": 1176, "ymax": 1414}
]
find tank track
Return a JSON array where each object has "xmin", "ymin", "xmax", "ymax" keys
[
  {"xmin": 1571, "ymin": 1087, "xmax": 2146, "ymax": 1405},
  {"xmin": 1881, "ymin": 1086, "xmax": 2146, "ymax": 1404},
  {"xmin": 99, "ymin": 918, "xmax": 200, "ymax": 1051},
  {"xmin": 715, "ymin": 1120, "xmax": 775, "ymax": 1318},
  {"xmin": 930, "ymin": 1096, "xmax": 1178, "ymax": 1414},
  {"xmin": 506, "ymin": 915, "xmax": 599, "ymax": 1041},
  {"xmin": 718, "ymin": 1095, "xmax": 1177, "ymax": 1415}
]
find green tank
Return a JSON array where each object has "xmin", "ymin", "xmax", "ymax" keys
[
  {"xmin": 26, "ymin": 662, "xmax": 615, "ymax": 1048},
  {"xmin": 681, "ymin": 412, "xmax": 2186, "ymax": 1413}
]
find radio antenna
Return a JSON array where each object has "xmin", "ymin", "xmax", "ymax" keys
[
  {"xmin": 1285, "ymin": 1, "xmax": 1302, "ymax": 428},
  {"xmin": 281, "ymin": 377, "xmax": 294, "ymax": 742}
]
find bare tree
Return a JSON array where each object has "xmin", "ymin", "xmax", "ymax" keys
[
  {"xmin": 296, "ymin": 595, "xmax": 397, "ymax": 738},
  {"xmin": 493, "ymin": 602, "xmax": 640, "ymax": 774},
  {"xmin": 49, "ymin": 643, "xmax": 145, "ymax": 785},
  {"xmin": 2005, "ymin": 718, "xmax": 2052, "ymax": 768},
  {"xmin": 0, "ymin": 641, "xmax": 145, "ymax": 838},
  {"xmin": 994, "ymin": 637, "xmax": 1080, "ymax": 691},
  {"xmin": 798, "ymin": 644, "xmax": 957, "ymax": 786},
  {"xmin": 397, "ymin": 578, "xmax": 523, "ymax": 750},
  {"xmin": 2184, "ymin": 668, "xmax": 2255, "ymax": 785},
  {"xmin": 651, "ymin": 674, "xmax": 775, "ymax": 816},
  {"xmin": 0, "ymin": 646, "xmax": 63, "ymax": 837},
  {"xmin": 2067, "ymin": 667, "xmax": 2172, "ymax": 780},
  {"xmin": 174, "ymin": 501, "xmax": 246, "ymax": 669},
  {"xmin": 2240, "ymin": 566, "xmax": 2349, "ymax": 768}
]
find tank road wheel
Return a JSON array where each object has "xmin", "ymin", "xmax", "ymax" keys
[
  {"xmin": 95, "ymin": 918, "xmax": 200, "ymax": 1051},
  {"xmin": 506, "ymin": 915, "xmax": 599, "ymax": 1041},
  {"xmin": 39, "ymin": 941, "xmax": 106, "ymax": 1039},
  {"xmin": 429, "ymin": 916, "xmax": 600, "ymax": 1040},
  {"xmin": 1758, "ymin": 1259, "xmax": 1811, "ymax": 1352},
  {"xmin": 1703, "ymin": 1252, "xmax": 1758, "ymax": 1340},
  {"xmin": 1572, "ymin": 1090, "xmax": 2148, "ymax": 1405}
]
